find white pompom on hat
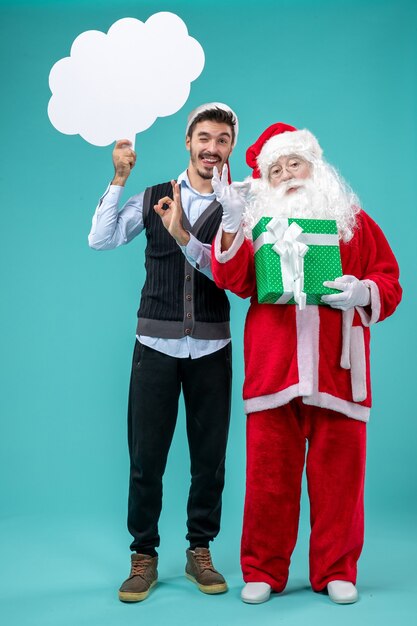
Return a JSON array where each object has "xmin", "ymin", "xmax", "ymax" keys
[
  {"xmin": 246, "ymin": 123, "xmax": 323, "ymax": 179},
  {"xmin": 186, "ymin": 102, "xmax": 239, "ymax": 146}
]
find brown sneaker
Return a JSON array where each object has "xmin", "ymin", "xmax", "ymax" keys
[
  {"xmin": 185, "ymin": 547, "xmax": 228, "ymax": 594},
  {"xmin": 118, "ymin": 553, "xmax": 158, "ymax": 602}
]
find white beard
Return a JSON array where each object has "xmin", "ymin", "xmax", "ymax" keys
[{"xmin": 243, "ymin": 160, "xmax": 360, "ymax": 242}]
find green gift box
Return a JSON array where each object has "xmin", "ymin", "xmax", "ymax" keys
[{"xmin": 252, "ymin": 216, "xmax": 343, "ymax": 306}]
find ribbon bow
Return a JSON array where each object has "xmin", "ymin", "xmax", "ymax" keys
[{"xmin": 267, "ymin": 219, "xmax": 309, "ymax": 309}]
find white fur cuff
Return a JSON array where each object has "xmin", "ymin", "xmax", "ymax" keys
[
  {"xmin": 355, "ymin": 279, "xmax": 381, "ymax": 326},
  {"xmin": 214, "ymin": 225, "xmax": 245, "ymax": 263}
]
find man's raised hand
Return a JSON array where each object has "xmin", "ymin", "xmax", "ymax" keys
[
  {"xmin": 112, "ymin": 139, "xmax": 137, "ymax": 186},
  {"xmin": 212, "ymin": 164, "xmax": 250, "ymax": 234}
]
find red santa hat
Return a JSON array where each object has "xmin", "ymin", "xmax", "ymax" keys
[{"xmin": 246, "ymin": 123, "xmax": 323, "ymax": 179}]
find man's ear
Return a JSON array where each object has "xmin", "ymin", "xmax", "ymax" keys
[{"xmin": 185, "ymin": 135, "xmax": 191, "ymax": 151}]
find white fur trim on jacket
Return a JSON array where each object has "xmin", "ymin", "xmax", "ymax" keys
[
  {"xmin": 355, "ymin": 280, "xmax": 381, "ymax": 326},
  {"xmin": 214, "ymin": 225, "xmax": 245, "ymax": 263},
  {"xmin": 257, "ymin": 129, "xmax": 323, "ymax": 178},
  {"xmin": 244, "ymin": 389, "xmax": 370, "ymax": 422},
  {"xmin": 302, "ymin": 392, "xmax": 370, "ymax": 422},
  {"xmin": 245, "ymin": 384, "xmax": 301, "ymax": 414}
]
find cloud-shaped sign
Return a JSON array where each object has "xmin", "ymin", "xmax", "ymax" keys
[{"xmin": 48, "ymin": 13, "xmax": 205, "ymax": 147}]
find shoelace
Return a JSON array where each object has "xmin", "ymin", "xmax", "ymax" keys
[
  {"xmin": 194, "ymin": 551, "xmax": 215, "ymax": 571},
  {"xmin": 131, "ymin": 558, "xmax": 153, "ymax": 577}
]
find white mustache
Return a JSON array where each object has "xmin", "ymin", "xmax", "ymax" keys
[{"xmin": 279, "ymin": 179, "xmax": 306, "ymax": 193}]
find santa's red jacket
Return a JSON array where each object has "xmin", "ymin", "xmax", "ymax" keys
[{"xmin": 212, "ymin": 210, "xmax": 402, "ymax": 422}]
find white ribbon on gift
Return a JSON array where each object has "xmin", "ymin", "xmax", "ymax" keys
[
  {"xmin": 253, "ymin": 218, "xmax": 340, "ymax": 310},
  {"xmin": 267, "ymin": 219, "xmax": 309, "ymax": 309}
]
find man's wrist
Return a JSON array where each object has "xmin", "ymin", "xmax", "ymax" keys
[
  {"xmin": 111, "ymin": 174, "xmax": 128, "ymax": 186},
  {"xmin": 175, "ymin": 229, "xmax": 191, "ymax": 246}
]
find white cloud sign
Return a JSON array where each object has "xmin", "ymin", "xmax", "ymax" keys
[{"xmin": 48, "ymin": 13, "xmax": 205, "ymax": 147}]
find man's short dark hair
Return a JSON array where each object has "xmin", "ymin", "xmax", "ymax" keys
[{"xmin": 187, "ymin": 107, "xmax": 236, "ymax": 144}]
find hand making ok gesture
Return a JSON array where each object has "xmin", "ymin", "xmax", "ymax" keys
[{"xmin": 153, "ymin": 180, "xmax": 191, "ymax": 246}]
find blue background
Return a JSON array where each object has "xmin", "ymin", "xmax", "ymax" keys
[{"xmin": 1, "ymin": 0, "xmax": 416, "ymax": 624}]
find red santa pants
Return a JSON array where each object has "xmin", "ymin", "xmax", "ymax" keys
[{"xmin": 241, "ymin": 398, "xmax": 366, "ymax": 592}]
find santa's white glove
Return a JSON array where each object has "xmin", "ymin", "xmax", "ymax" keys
[
  {"xmin": 212, "ymin": 164, "xmax": 250, "ymax": 233},
  {"xmin": 321, "ymin": 275, "xmax": 371, "ymax": 311}
]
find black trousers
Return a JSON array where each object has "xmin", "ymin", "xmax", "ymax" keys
[{"xmin": 127, "ymin": 341, "xmax": 232, "ymax": 555}]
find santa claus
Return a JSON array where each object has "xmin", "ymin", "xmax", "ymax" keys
[{"xmin": 211, "ymin": 123, "xmax": 402, "ymax": 605}]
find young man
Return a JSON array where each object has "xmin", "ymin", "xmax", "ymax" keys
[
  {"xmin": 211, "ymin": 123, "xmax": 402, "ymax": 605},
  {"xmin": 88, "ymin": 103, "xmax": 238, "ymax": 601}
]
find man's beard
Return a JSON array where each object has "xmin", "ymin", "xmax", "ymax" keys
[
  {"xmin": 243, "ymin": 161, "xmax": 360, "ymax": 242},
  {"xmin": 190, "ymin": 146, "xmax": 224, "ymax": 180}
]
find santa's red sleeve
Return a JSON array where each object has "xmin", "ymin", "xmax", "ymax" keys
[
  {"xmin": 211, "ymin": 226, "xmax": 257, "ymax": 299},
  {"xmin": 342, "ymin": 210, "xmax": 402, "ymax": 325}
]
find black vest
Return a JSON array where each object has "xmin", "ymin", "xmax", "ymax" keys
[{"xmin": 136, "ymin": 182, "xmax": 230, "ymax": 340}]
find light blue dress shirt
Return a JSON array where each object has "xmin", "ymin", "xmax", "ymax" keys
[{"xmin": 88, "ymin": 171, "xmax": 230, "ymax": 359}]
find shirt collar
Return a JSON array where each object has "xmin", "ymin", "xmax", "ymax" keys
[{"xmin": 177, "ymin": 170, "xmax": 215, "ymax": 198}]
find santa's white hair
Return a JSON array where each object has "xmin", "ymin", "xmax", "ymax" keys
[{"xmin": 243, "ymin": 145, "xmax": 360, "ymax": 243}]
